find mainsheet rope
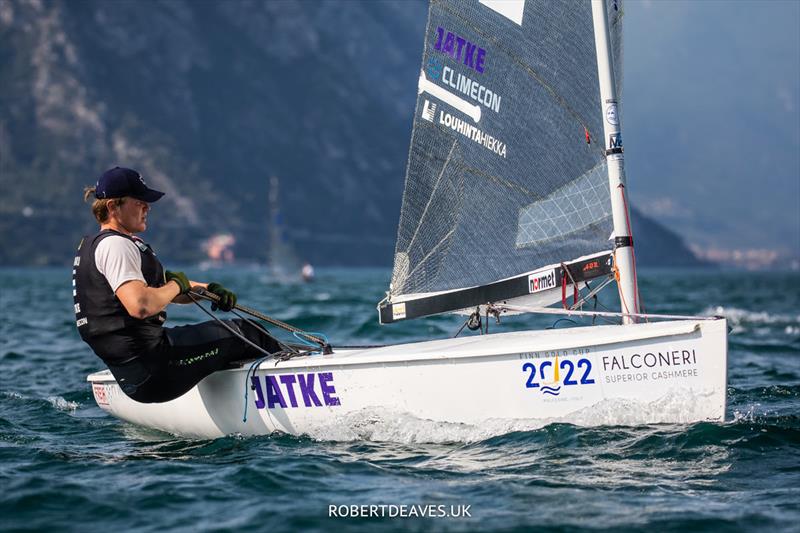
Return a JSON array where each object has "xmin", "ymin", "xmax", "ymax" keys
[
  {"xmin": 187, "ymin": 290, "xmax": 329, "ymax": 423},
  {"xmin": 191, "ymin": 287, "xmax": 331, "ymax": 352}
]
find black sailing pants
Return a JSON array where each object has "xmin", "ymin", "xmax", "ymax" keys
[{"xmin": 102, "ymin": 319, "xmax": 281, "ymax": 403}]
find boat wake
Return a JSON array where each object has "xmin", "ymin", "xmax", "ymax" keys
[
  {"xmin": 702, "ymin": 305, "xmax": 800, "ymax": 334},
  {"xmin": 292, "ymin": 390, "xmax": 726, "ymax": 444},
  {"xmin": 47, "ymin": 396, "xmax": 80, "ymax": 412},
  {"xmin": 2, "ymin": 391, "xmax": 81, "ymax": 413}
]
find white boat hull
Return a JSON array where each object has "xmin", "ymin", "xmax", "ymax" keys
[{"xmin": 87, "ymin": 319, "xmax": 728, "ymax": 439}]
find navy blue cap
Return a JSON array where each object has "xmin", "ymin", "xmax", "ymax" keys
[{"xmin": 95, "ymin": 167, "xmax": 165, "ymax": 203}]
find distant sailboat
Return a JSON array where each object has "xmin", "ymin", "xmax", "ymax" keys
[
  {"xmin": 88, "ymin": 0, "xmax": 727, "ymax": 438},
  {"xmin": 267, "ymin": 175, "xmax": 312, "ymax": 283},
  {"xmin": 301, "ymin": 262, "xmax": 315, "ymax": 282}
]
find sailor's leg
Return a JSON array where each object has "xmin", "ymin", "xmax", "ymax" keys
[
  {"xmin": 135, "ymin": 320, "xmax": 280, "ymax": 403},
  {"xmin": 164, "ymin": 319, "xmax": 280, "ymax": 362}
]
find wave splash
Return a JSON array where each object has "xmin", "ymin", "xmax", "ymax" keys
[{"xmin": 295, "ymin": 390, "xmax": 725, "ymax": 444}]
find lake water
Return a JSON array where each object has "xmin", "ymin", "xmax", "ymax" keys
[{"xmin": 1, "ymin": 267, "xmax": 798, "ymax": 531}]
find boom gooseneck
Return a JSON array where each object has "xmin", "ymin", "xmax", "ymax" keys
[{"xmin": 591, "ymin": 0, "xmax": 641, "ymax": 322}]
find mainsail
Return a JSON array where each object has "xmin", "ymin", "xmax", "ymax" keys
[{"xmin": 380, "ymin": 0, "xmax": 625, "ymax": 323}]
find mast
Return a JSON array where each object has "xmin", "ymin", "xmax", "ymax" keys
[
  {"xmin": 591, "ymin": 0, "xmax": 641, "ymax": 323},
  {"xmin": 268, "ymin": 175, "xmax": 280, "ymax": 271}
]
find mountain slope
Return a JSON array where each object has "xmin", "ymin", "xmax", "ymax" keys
[{"xmin": 0, "ymin": 0, "xmax": 706, "ymax": 268}]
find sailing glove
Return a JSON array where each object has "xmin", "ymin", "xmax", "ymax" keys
[
  {"xmin": 165, "ymin": 270, "xmax": 191, "ymax": 294},
  {"xmin": 207, "ymin": 282, "xmax": 237, "ymax": 312}
]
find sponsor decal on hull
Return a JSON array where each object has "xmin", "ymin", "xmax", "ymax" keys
[
  {"xmin": 251, "ymin": 372, "xmax": 341, "ymax": 410},
  {"xmin": 517, "ymin": 343, "xmax": 703, "ymax": 401},
  {"xmin": 518, "ymin": 348, "xmax": 595, "ymax": 400},
  {"xmin": 92, "ymin": 383, "xmax": 109, "ymax": 406},
  {"xmin": 601, "ymin": 349, "xmax": 700, "ymax": 384}
]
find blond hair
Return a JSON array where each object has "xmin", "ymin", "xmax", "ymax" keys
[{"xmin": 83, "ymin": 186, "xmax": 126, "ymax": 224}]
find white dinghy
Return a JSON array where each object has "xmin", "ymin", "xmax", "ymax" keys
[{"xmin": 88, "ymin": 0, "xmax": 727, "ymax": 439}]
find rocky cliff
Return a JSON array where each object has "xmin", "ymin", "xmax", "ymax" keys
[{"xmin": 0, "ymin": 0, "xmax": 707, "ymax": 268}]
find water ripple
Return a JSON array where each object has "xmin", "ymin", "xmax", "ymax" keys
[{"xmin": 0, "ymin": 267, "xmax": 798, "ymax": 531}]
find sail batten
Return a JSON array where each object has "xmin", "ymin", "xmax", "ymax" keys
[{"xmin": 384, "ymin": 0, "xmax": 624, "ymax": 319}]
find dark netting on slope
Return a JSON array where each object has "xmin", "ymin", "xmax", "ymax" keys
[{"xmin": 390, "ymin": 0, "xmax": 623, "ymax": 298}]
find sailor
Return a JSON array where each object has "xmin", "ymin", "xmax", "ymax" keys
[{"xmin": 73, "ymin": 166, "xmax": 281, "ymax": 403}]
